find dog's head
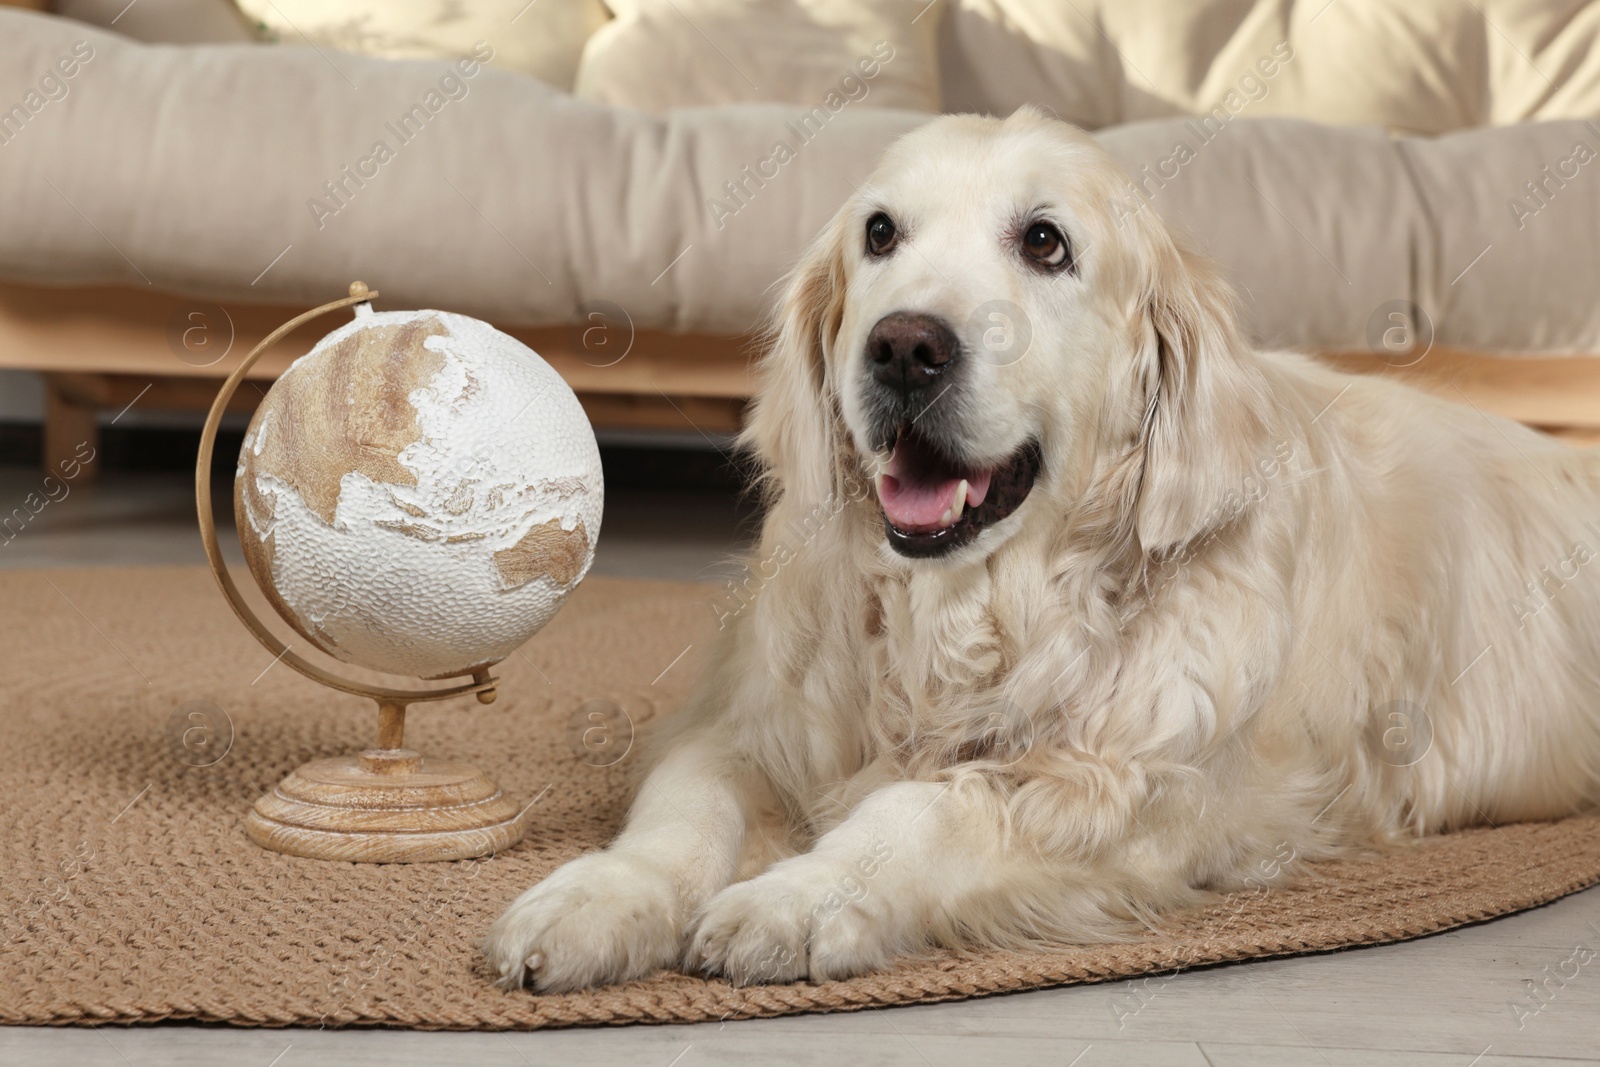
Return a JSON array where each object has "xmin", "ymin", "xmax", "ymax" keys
[{"xmin": 744, "ymin": 107, "xmax": 1271, "ymax": 567}]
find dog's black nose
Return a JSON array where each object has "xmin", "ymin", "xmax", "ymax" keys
[{"xmin": 867, "ymin": 312, "xmax": 960, "ymax": 392}]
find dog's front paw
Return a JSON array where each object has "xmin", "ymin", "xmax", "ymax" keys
[
  {"xmin": 687, "ymin": 865, "xmax": 896, "ymax": 985},
  {"xmin": 483, "ymin": 851, "xmax": 683, "ymax": 992}
]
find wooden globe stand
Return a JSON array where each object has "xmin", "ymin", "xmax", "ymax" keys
[{"xmin": 196, "ymin": 282, "xmax": 532, "ymax": 863}]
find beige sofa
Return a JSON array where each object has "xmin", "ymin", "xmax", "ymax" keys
[{"xmin": 4, "ymin": 0, "xmax": 1600, "ymax": 475}]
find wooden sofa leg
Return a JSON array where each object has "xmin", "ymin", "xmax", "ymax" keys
[{"xmin": 43, "ymin": 376, "xmax": 101, "ymax": 483}]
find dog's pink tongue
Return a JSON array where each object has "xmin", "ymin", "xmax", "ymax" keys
[
  {"xmin": 878, "ymin": 474, "xmax": 960, "ymax": 529},
  {"xmin": 878, "ymin": 454, "xmax": 993, "ymax": 531}
]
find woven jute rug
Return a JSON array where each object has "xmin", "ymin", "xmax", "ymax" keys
[{"xmin": 3, "ymin": 566, "xmax": 1599, "ymax": 1030}]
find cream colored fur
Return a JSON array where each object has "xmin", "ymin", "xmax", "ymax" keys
[{"xmin": 484, "ymin": 108, "xmax": 1600, "ymax": 991}]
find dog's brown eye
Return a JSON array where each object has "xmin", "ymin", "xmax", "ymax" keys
[
  {"xmin": 1022, "ymin": 221, "xmax": 1071, "ymax": 271},
  {"xmin": 866, "ymin": 212, "xmax": 898, "ymax": 257}
]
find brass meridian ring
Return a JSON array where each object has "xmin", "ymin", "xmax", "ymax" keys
[{"xmin": 194, "ymin": 281, "xmax": 498, "ymax": 706}]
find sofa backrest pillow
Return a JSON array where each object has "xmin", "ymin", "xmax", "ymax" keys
[
  {"xmin": 940, "ymin": 0, "xmax": 1600, "ymax": 135},
  {"xmin": 231, "ymin": 0, "xmax": 609, "ymax": 92},
  {"xmin": 574, "ymin": 0, "xmax": 944, "ymax": 115},
  {"xmin": 55, "ymin": 0, "xmax": 256, "ymax": 44}
]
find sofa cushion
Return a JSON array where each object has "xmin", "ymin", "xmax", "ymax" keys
[
  {"xmin": 2, "ymin": 8, "xmax": 1598, "ymax": 358},
  {"xmin": 574, "ymin": 0, "xmax": 943, "ymax": 115},
  {"xmin": 1096, "ymin": 117, "xmax": 1414, "ymax": 352},
  {"xmin": 230, "ymin": 0, "xmax": 609, "ymax": 92},
  {"xmin": 1397, "ymin": 121, "xmax": 1600, "ymax": 353},
  {"xmin": 940, "ymin": 0, "xmax": 1600, "ymax": 136}
]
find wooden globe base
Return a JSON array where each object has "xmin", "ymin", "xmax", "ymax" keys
[
  {"xmin": 246, "ymin": 745, "xmax": 530, "ymax": 863},
  {"xmin": 244, "ymin": 701, "xmax": 528, "ymax": 863}
]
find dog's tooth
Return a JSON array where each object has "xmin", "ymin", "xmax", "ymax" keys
[
  {"xmin": 938, "ymin": 480, "xmax": 968, "ymax": 528},
  {"xmin": 874, "ymin": 471, "xmax": 885, "ymax": 497},
  {"xmin": 525, "ymin": 952, "xmax": 545, "ymax": 972}
]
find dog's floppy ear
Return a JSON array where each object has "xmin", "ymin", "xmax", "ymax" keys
[
  {"xmin": 740, "ymin": 209, "xmax": 852, "ymax": 506},
  {"xmin": 1131, "ymin": 234, "xmax": 1276, "ymax": 555}
]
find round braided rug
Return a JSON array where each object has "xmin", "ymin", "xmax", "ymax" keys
[{"xmin": 2, "ymin": 566, "xmax": 1598, "ymax": 1030}]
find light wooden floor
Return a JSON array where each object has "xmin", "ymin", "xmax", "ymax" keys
[{"xmin": 2, "ymin": 465, "xmax": 1598, "ymax": 1066}]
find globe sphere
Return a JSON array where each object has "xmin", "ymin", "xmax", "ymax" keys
[{"xmin": 235, "ymin": 307, "xmax": 602, "ymax": 679}]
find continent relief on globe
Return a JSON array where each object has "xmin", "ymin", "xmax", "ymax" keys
[{"xmin": 234, "ymin": 312, "xmax": 602, "ymax": 677}]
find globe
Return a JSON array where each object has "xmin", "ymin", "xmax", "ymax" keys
[{"xmin": 234, "ymin": 305, "xmax": 603, "ymax": 680}]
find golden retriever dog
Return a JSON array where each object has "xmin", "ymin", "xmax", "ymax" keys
[{"xmin": 484, "ymin": 107, "xmax": 1600, "ymax": 991}]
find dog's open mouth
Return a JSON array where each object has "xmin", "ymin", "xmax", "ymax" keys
[{"xmin": 873, "ymin": 431, "xmax": 1041, "ymax": 558}]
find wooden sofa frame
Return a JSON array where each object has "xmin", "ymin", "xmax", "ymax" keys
[{"xmin": 2, "ymin": 281, "xmax": 1597, "ymax": 479}]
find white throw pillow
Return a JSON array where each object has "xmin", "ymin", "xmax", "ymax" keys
[
  {"xmin": 233, "ymin": 0, "xmax": 609, "ymax": 91},
  {"xmin": 940, "ymin": 0, "xmax": 1600, "ymax": 135},
  {"xmin": 575, "ymin": 0, "xmax": 944, "ymax": 114}
]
